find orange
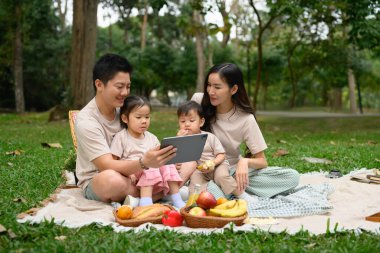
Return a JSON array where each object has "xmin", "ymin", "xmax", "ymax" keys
[
  {"xmin": 116, "ymin": 205, "xmax": 133, "ymax": 220},
  {"xmin": 216, "ymin": 197, "xmax": 228, "ymax": 206}
]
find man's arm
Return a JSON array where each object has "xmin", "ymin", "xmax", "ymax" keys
[{"xmin": 92, "ymin": 145, "xmax": 177, "ymax": 176}]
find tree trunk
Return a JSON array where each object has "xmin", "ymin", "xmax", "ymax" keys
[
  {"xmin": 253, "ymin": 32, "xmax": 262, "ymax": 109},
  {"xmin": 57, "ymin": 0, "xmax": 68, "ymax": 33},
  {"xmin": 108, "ymin": 24, "xmax": 113, "ymax": 49},
  {"xmin": 194, "ymin": 10, "xmax": 206, "ymax": 92},
  {"xmin": 217, "ymin": 1, "xmax": 230, "ymax": 48},
  {"xmin": 246, "ymin": 44, "xmax": 251, "ymax": 100},
  {"xmin": 347, "ymin": 67, "xmax": 358, "ymax": 113},
  {"xmin": 14, "ymin": 4, "xmax": 25, "ymax": 114},
  {"xmin": 249, "ymin": 0, "xmax": 280, "ymax": 110},
  {"xmin": 140, "ymin": 1, "xmax": 148, "ymax": 51},
  {"xmin": 329, "ymin": 87, "xmax": 342, "ymax": 110},
  {"xmin": 70, "ymin": 0, "xmax": 98, "ymax": 109},
  {"xmin": 342, "ymin": 14, "xmax": 358, "ymax": 114},
  {"xmin": 287, "ymin": 55, "xmax": 296, "ymax": 108}
]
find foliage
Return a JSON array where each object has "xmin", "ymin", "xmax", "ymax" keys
[
  {"xmin": 0, "ymin": 0, "xmax": 70, "ymax": 111},
  {"xmin": 0, "ymin": 0, "xmax": 379, "ymax": 111}
]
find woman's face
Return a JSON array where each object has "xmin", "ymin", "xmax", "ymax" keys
[
  {"xmin": 121, "ymin": 105, "xmax": 150, "ymax": 138},
  {"xmin": 206, "ymin": 73, "xmax": 235, "ymax": 108}
]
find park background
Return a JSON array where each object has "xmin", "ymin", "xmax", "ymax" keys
[
  {"xmin": 1, "ymin": 0, "xmax": 379, "ymax": 115},
  {"xmin": 1, "ymin": 1, "xmax": 380, "ymax": 252}
]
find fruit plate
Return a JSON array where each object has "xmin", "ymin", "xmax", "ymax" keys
[
  {"xmin": 180, "ymin": 207, "xmax": 247, "ymax": 228},
  {"xmin": 113, "ymin": 210, "xmax": 164, "ymax": 227}
]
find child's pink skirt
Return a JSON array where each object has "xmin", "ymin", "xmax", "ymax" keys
[{"xmin": 135, "ymin": 164, "xmax": 183, "ymax": 195}]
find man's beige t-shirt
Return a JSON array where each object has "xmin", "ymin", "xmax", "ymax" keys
[
  {"xmin": 192, "ymin": 93, "xmax": 267, "ymax": 167},
  {"xmin": 75, "ymin": 98, "xmax": 122, "ymax": 189},
  {"xmin": 110, "ymin": 130, "xmax": 160, "ymax": 161}
]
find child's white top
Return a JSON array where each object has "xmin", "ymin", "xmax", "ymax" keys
[{"xmin": 110, "ymin": 129, "xmax": 160, "ymax": 160}]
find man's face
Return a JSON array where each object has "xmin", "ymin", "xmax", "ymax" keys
[{"xmin": 96, "ymin": 72, "xmax": 131, "ymax": 108}]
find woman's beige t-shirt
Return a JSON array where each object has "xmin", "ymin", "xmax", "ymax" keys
[
  {"xmin": 192, "ymin": 93, "xmax": 267, "ymax": 166},
  {"xmin": 75, "ymin": 98, "xmax": 122, "ymax": 189}
]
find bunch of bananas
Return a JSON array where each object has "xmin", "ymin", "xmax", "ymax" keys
[{"xmin": 208, "ymin": 199, "xmax": 247, "ymax": 218}]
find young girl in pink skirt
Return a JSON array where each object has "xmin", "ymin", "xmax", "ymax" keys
[{"xmin": 110, "ymin": 95, "xmax": 185, "ymax": 208}]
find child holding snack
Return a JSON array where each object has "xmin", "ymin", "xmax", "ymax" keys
[
  {"xmin": 177, "ymin": 101, "xmax": 255, "ymax": 201},
  {"xmin": 110, "ymin": 95, "xmax": 185, "ymax": 208}
]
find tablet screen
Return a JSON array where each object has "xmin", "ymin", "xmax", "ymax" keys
[{"xmin": 161, "ymin": 133, "xmax": 208, "ymax": 164}]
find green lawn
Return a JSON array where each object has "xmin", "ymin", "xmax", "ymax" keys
[{"xmin": 0, "ymin": 111, "xmax": 379, "ymax": 252}]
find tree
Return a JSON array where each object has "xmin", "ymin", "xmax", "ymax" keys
[
  {"xmin": 249, "ymin": 0, "xmax": 301, "ymax": 110},
  {"xmin": 192, "ymin": 5, "xmax": 206, "ymax": 92},
  {"xmin": 70, "ymin": 0, "xmax": 98, "ymax": 109},
  {"xmin": 56, "ymin": 0, "xmax": 68, "ymax": 33},
  {"xmin": 13, "ymin": 2, "xmax": 25, "ymax": 113}
]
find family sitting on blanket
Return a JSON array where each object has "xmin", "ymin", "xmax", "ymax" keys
[{"xmin": 74, "ymin": 53, "xmax": 300, "ymax": 206}]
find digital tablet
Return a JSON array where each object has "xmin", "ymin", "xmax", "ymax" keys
[{"xmin": 160, "ymin": 133, "xmax": 208, "ymax": 164}]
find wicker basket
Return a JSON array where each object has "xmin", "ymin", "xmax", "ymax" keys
[
  {"xmin": 113, "ymin": 205, "xmax": 175, "ymax": 227},
  {"xmin": 180, "ymin": 207, "xmax": 247, "ymax": 228}
]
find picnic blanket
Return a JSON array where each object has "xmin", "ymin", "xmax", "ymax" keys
[{"xmin": 17, "ymin": 169, "xmax": 380, "ymax": 235}]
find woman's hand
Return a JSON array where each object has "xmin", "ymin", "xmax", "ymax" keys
[
  {"xmin": 236, "ymin": 158, "xmax": 249, "ymax": 192},
  {"xmin": 142, "ymin": 145, "xmax": 177, "ymax": 168}
]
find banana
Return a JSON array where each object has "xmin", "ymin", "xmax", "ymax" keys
[
  {"xmin": 214, "ymin": 200, "xmax": 237, "ymax": 210},
  {"xmin": 209, "ymin": 199, "xmax": 247, "ymax": 218},
  {"xmin": 197, "ymin": 160, "xmax": 215, "ymax": 171}
]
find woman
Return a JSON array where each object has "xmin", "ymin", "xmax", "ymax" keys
[{"xmin": 191, "ymin": 63, "xmax": 299, "ymax": 198}]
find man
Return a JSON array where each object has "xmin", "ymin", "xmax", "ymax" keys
[{"xmin": 75, "ymin": 53, "xmax": 176, "ymax": 203}]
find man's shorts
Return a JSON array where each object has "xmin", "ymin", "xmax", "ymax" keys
[{"xmin": 84, "ymin": 180, "xmax": 101, "ymax": 201}]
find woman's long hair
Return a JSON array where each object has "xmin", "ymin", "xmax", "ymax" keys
[{"xmin": 201, "ymin": 63, "xmax": 254, "ymax": 132}]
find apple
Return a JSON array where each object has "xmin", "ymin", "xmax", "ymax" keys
[
  {"xmin": 196, "ymin": 191, "xmax": 217, "ymax": 209},
  {"xmin": 188, "ymin": 206, "xmax": 206, "ymax": 216}
]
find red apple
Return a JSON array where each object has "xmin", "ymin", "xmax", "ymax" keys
[
  {"xmin": 196, "ymin": 191, "xmax": 217, "ymax": 209},
  {"xmin": 188, "ymin": 206, "xmax": 206, "ymax": 216}
]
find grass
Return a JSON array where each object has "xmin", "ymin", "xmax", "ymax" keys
[{"xmin": 0, "ymin": 110, "xmax": 379, "ymax": 252}]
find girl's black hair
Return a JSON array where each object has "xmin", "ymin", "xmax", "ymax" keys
[
  {"xmin": 119, "ymin": 95, "xmax": 151, "ymax": 129},
  {"xmin": 177, "ymin": 100, "xmax": 204, "ymax": 118},
  {"xmin": 201, "ymin": 63, "xmax": 254, "ymax": 132}
]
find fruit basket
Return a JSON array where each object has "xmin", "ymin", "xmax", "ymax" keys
[
  {"xmin": 180, "ymin": 207, "xmax": 247, "ymax": 228},
  {"xmin": 114, "ymin": 204, "xmax": 175, "ymax": 227}
]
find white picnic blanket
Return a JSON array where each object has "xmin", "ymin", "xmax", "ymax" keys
[{"xmin": 17, "ymin": 169, "xmax": 380, "ymax": 235}]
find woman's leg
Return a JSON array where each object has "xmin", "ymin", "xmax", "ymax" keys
[{"xmin": 232, "ymin": 166, "xmax": 300, "ymax": 198}]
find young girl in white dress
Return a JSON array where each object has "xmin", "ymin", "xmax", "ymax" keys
[{"xmin": 110, "ymin": 95, "xmax": 185, "ymax": 208}]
